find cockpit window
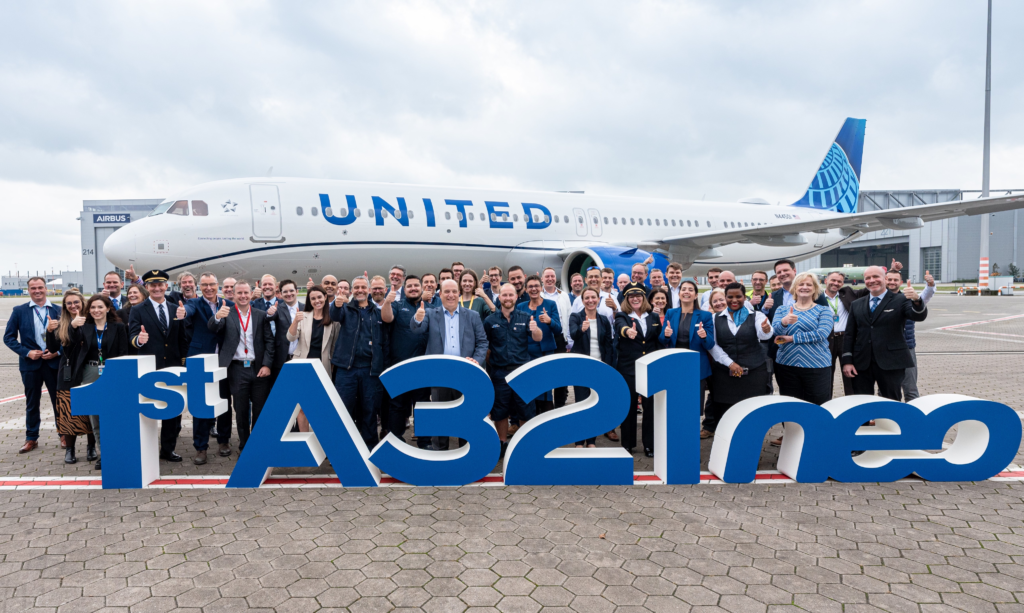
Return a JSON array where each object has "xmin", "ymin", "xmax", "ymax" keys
[
  {"xmin": 149, "ymin": 200, "xmax": 174, "ymax": 216},
  {"xmin": 191, "ymin": 200, "xmax": 209, "ymax": 216},
  {"xmin": 167, "ymin": 200, "xmax": 189, "ymax": 216}
]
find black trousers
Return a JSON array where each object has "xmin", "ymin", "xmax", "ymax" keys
[
  {"xmin": 161, "ymin": 417, "xmax": 182, "ymax": 455},
  {"xmin": 554, "ymin": 386, "xmax": 569, "ymax": 409},
  {"xmin": 389, "ymin": 388, "xmax": 426, "ymax": 443},
  {"xmin": 573, "ymin": 386, "xmax": 596, "ymax": 446},
  {"xmin": 774, "ymin": 363, "xmax": 832, "ymax": 406},
  {"xmin": 228, "ymin": 361, "xmax": 270, "ymax": 451},
  {"xmin": 851, "ymin": 361, "xmax": 905, "ymax": 401},
  {"xmin": 620, "ymin": 371, "xmax": 653, "ymax": 451},
  {"xmin": 829, "ymin": 332, "xmax": 854, "ymax": 398},
  {"xmin": 193, "ymin": 378, "xmax": 232, "ymax": 451},
  {"xmin": 428, "ymin": 387, "xmax": 463, "ymax": 450}
]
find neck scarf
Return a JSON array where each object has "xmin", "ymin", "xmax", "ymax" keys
[{"xmin": 730, "ymin": 305, "xmax": 749, "ymax": 327}]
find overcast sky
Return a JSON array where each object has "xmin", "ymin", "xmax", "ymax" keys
[{"xmin": 1, "ymin": 1, "xmax": 1021, "ymax": 274}]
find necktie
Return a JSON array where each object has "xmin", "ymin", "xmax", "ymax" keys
[
  {"xmin": 870, "ymin": 297, "xmax": 880, "ymax": 312},
  {"xmin": 158, "ymin": 304, "xmax": 168, "ymax": 330}
]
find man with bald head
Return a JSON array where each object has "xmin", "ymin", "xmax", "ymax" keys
[{"xmin": 841, "ymin": 265, "xmax": 927, "ymax": 401}]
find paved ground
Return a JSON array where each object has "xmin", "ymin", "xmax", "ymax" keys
[{"xmin": 1, "ymin": 294, "xmax": 1024, "ymax": 612}]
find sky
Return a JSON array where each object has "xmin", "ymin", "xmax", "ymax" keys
[{"xmin": 1, "ymin": 1, "xmax": 1022, "ymax": 274}]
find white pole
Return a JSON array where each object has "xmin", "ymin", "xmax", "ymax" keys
[{"xmin": 979, "ymin": 0, "xmax": 993, "ymax": 290}]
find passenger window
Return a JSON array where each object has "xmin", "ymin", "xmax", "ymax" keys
[
  {"xmin": 638, "ymin": 218, "xmax": 643, "ymax": 226},
  {"xmin": 647, "ymin": 218, "xmax": 652, "ymax": 225},
  {"xmin": 554, "ymin": 215, "xmax": 559, "ymax": 223},
  {"xmin": 295, "ymin": 206, "xmax": 303, "ymax": 216},
  {"xmin": 395, "ymin": 210, "xmax": 402, "ymax": 220},
  {"xmin": 563, "ymin": 215, "xmax": 569, "ymax": 223},
  {"xmin": 168, "ymin": 200, "xmax": 189, "ymax": 216},
  {"xmin": 381, "ymin": 210, "xmax": 389, "ymax": 218},
  {"xmin": 545, "ymin": 215, "xmax": 551, "ymax": 223},
  {"xmin": 457, "ymin": 212, "xmax": 464, "ymax": 221},
  {"xmin": 468, "ymin": 212, "xmax": 474, "ymax": 221},
  {"xmin": 370, "ymin": 209, "xmax": 377, "ymax": 218},
  {"xmin": 311, "ymin": 207, "xmax": 318, "ymax": 217},
  {"xmin": 630, "ymin": 218, "xmax": 635, "ymax": 225},
  {"xmin": 612, "ymin": 218, "xmax": 618, "ymax": 225},
  {"xmin": 671, "ymin": 220, "xmax": 676, "ymax": 227},
  {"xmin": 655, "ymin": 219, "xmax": 660, "ymax": 226},
  {"xmin": 706, "ymin": 221, "xmax": 710, "ymax": 227},
  {"xmin": 355, "ymin": 208, "xmax": 362, "ymax": 217},
  {"xmin": 408, "ymin": 210, "xmax": 414, "ymax": 219},
  {"xmin": 621, "ymin": 218, "xmax": 626, "ymax": 225},
  {"xmin": 324, "ymin": 207, "xmax": 334, "ymax": 217},
  {"xmin": 603, "ymin": 217, "xmax": 608, "ymax": 224},
  {"xmin": 687, "ymin": 220, "xmax": 691, "ymax": 227},
  {"xmin": 663, "ymin": 219, "xmax": 668, "ymax": 226},
  {"xmin": 191, "ymin": 200, "xmax": 209, "ymax": 216},
  {"xmin": 445, "ymin": 212, "xmax": 451, "ymax": 220}
]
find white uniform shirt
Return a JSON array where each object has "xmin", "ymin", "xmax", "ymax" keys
[
  {"xmin": 286, "ymin": 302, "xmax": 300, "ymax": 355},
  {"xmin": 232, "ymin": 307, "xmax": 256, "ymax": 362}
]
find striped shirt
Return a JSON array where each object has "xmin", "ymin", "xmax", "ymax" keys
[{"xmin": 771, "ymin": 303, "xmax": 833, "ymax": 369}]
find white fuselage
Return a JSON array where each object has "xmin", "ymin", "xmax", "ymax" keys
[{"xmin": 103, "ymin": 177, "xmax": 856, "ymax": 283}]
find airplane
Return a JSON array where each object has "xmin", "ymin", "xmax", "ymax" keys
[{"xmin": 103, "ymin": 118, "xmax": 1024, "ymax": 289}]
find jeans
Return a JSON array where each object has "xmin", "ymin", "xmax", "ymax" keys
[
  {"xmin": 334, "ymin": 367, "xmax": 381, "ymax": 448},
  {"xmin": 22, "ymin": 366, "xmax": 58, "ymax": 441}
]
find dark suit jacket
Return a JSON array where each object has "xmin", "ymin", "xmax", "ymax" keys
[
  {"xmin": 47, "ymin": 322, "xmax": 129, "ymax": 390},
  {"xmin": 129, "ymin": 299, "xmax": 188, "ymax": 369},
  {"xmin": 613, "ymin": 311, "xmax": 662, "ymax": 376},
  {"xmin": 836, "ymin": 286, "xmax": 870, "ymax": 312},
  {"xmin": 115, "ymin": 304, "xmax": 138, "ymax": 355},
  {"xmin": 208, "ymin": 306, "xmax": 276, "ymax": 370},
  {"xmin": 4, "ymin": 302, "xmax": 62, "ymax": 372},
  {"xmin": 182, "ymin": 297, "xmax": 234, "ymax": 356},
  {"xmin": 269, "ymin": 302, "xmax": 296, "ymax": 369},
  {"xmin": 410, "ymin": 306, "xmax": 488, "ymax": 364},
  {"xmin": 569, "ymin": 311, "xmax": 617, "ymax": 367},
  {"xmin": 841, "ymin": 290, "xmax": 927, "ymax": 371}
]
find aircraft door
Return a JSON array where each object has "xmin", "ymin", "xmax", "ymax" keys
[
  {"xmin": 250, "ymin": 184, "xmax": 282, "ymax": 239},
  {"xmin": 572, "ymin": 208, "xmax": 588, "ymax": 237},
  {"xmin": 587, "ymin": 209, "xmax": 603, "ymax": 237}
]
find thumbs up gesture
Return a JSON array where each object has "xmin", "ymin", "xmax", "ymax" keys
[
  {"xmin": 604, "ymin": 295, "xmax": 616, "ymax": 310},
  {"xmin": 626, "ymin": 321, "xmax": 638, "ymax": 339},
  {"xmin": 307, "ymin": 277, "xmax": 314, "ymax": 290},
  {"xmin": 581, "ymin": 317, "xmax": 590, "ymax": 332},
  {"xmin": 385, "ymin": 288, "xmax": 397, "ymax": 304},
  {"xmin": 294, "ymin": 310, "xmax": 305, "ymax": 324},
  {"xmin": 696, "ymin": 321, "xmax": 706, "ymax": 339},
  {"xmin": 415, "ymin": 299, "xmax": 426, "ymax": 322},
  {"xmin": 71, "ymin": 315, "xmax": 86, "ymax": 328},
  {"xmin": 267, "ymin": 303, "xmax": 278, "ymax": 317},
  {"xmin": 216, "ymin": 304, "xmax": 230, "ymax": 320},
  {"xmin": 904, "ymin": 278, "xmax": 919, "ymax": 301},
  {"xmin": 763, "ymin": 295, "xmax": 775, "ymax": 311},
  {"xmin": 138, "ymin": 325, "xmax": 149, "ymax": 345},
  {"xmin": 539, "ymin": 308, "xmax": 551, "ymax": 324},
  {"xmin": 529, "ymin": 315, "xmax": 539, "ymax": 333},
  {"xmin": 761, "ymin": 316, "xmax": 772, "ymax": 334},
  {"xmin": 663, "ymin": 319, "xmax": 672, "ymax": 338},
  {"xmin": 891, "ymin": 258, "xmax": 903, "ymax": 272},
  {"xmin": 46, "ymin": 315, "xmax": 58, "ymax": 332},
  {"xmin": 781, "ymin": 306, "xmax": 798, "ymax": 326},
  {"xmin": 924, "ymin": 270, "xmax": 935, "ymax": 287},
  {"xmin": 125, "ymin": 265, "xmax": 137, "ymax": 282},
  {"xmin": 176, "ymin": 300, "xmax": 186, "ymax": 320},
  {"xmin": 750, "ymin": 293, "xmax": 761, "ymax": 306}
]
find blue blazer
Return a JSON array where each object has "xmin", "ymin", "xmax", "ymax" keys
[
  {"xmin": 516, "ymin": 299, "xmax": 562, "ymax": 355},
  {"xmin": 4, "ymin": 302, "xmax": 61, "ymax": 372},
  {"xmin": 659, "ymin": 307, "xmax": 716, "ymax": 381},
  {"xmin": 409, "ymin": 306, "xmax": 489, "ymax": 364},
  {"xmin": 182, "ymin": 297, "xmax": 234, "ymax": 356}
]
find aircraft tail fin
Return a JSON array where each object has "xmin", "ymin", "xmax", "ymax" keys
[{"xmin": 790, "ymin": 117, "xmax": 865, "ymax": 214}]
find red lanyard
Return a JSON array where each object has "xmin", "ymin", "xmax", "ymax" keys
[{"xmin": 235, "ymin": 305, "xmax": 251, "ymax": 355}]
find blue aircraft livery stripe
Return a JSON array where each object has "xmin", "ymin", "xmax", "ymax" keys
[{"xmin": 163, "ymin": 240, "xmax": 563, "ymax": 273}]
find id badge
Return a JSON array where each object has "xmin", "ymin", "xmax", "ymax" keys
[
  {"xmin": 244, "ymin": 360, "xmax": 251, "ymax": 368},
  {"xmin": 97, "ymin": 364, "xmax": 104, "ymax": 376},
  {"xmin": 834, "ymin": 315, "xmax": 839, "ymax": 324}
]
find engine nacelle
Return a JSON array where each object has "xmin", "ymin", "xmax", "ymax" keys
[{"xmin": 561, "ymin": 245, "xmax": 671, "ymax": 291}]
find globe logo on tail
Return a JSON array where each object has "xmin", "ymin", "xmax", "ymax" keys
[{"xmin": 792, "ymin": 142, "xmax": 860, "ymax": 214}]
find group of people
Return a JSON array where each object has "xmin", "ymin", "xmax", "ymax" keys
[{"xmin": 3, "ymin": 255, "xmax": 932, "ymax": 469}]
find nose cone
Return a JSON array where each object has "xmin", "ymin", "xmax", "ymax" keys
[{"xmin": 104, "ymin": 227, "xmax": 135, "ymax": 268}]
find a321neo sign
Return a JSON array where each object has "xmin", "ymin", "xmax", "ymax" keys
[{"xmin": 71, "ymin": 351, "xmax": 1023, "ymax": 489}]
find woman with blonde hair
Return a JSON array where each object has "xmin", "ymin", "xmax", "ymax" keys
[
  {"xmin": 45, "ymin": 290, "xmax": 96, "ymax": 464},
  {"xmin": 613, "ymin": 283, "xmax": 663, "ymax": 456},
  {"xmin": 771, "ymin": 272, "xmax": 834, "ymax": 405}
]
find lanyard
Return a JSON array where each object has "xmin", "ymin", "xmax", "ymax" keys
[
  {"xmin": 826, "ymin": 295, "xmax": 839, "ymax": 316},
  {"xmin": 95, "ymin": 324, "xmax": 106, "ymax": 363},
  {"xmin": 33, "ymin": 305, "xmax": 48, "ymax": 329},
  {"xmin": 459, "ymin": 296, "xmax": 475, "ymax": 309},
  {"xmin": 235, "ymin": 305, "xmax": 251, "ymax": 355}
]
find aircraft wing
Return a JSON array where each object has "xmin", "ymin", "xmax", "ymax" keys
[{"xmin": 648, "ymin": 192, "xmax": 1024, "ymax": 252}]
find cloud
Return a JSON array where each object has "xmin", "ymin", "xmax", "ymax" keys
[{"xmin": 0, "ymin": 0, "xmax": 1021, "ymax": 272}]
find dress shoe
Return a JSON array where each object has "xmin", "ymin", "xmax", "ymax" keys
[
  {"xmin": 18, "ymin": 440, "xmax": 37, "ymax": 454},
  {"xmin": 210, "ymin": 426, "xmax": 219, "ymax": 438},
  {"xmin": 65, "ymin": 448, "xmax": 77, "ymax": 464},
  {"xmin": 86, "ymin": 446, "xmax": 98, "ymax": 462},
  {"xmin": 60, "ymin": 435, "xmax": 67, "ymax": 449},
  {"xmin": 605, "ymin": 430, "xmax": 619, "ymax": 442},
  {"xmin": 193, "ymin": 451, "xmax": 208, "ymax": 465},
  {"xmin": 644, "ymin": 448, "xmax": 654, "ymax": 458},
  {"xmin": 626, "ymin": 447, "xmax": 635, "ymax": 455},
  {"xmin": 160, "ymin": 452, "xmax": 183, "ymax": 462},
  {"xmin": 218, "ymin": 443, "xmax": 231, "ymax": 457},
  {"xmin": 94, "ymin": 459, "xmax": 101, "ymax": 470}
]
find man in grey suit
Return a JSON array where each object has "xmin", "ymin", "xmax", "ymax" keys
[
  {"xmin": 410, "ymin": 279, "xmax": 489, "ymax": 449},
  {"xmin": 208, "ymin": 280, "xmax": 276, "ymax": 456}
]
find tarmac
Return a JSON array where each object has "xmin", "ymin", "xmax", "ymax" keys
[{"xmin": 1, "ymin": 294, "xmax": 1024, "ymax": 613}]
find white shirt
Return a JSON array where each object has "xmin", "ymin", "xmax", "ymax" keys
[
  {"xmin": 823, "ymin": 291, "xmax": 849, "ymax": 333},
  {"xmin": 149, "ymin": 298, "xmax": 169, "ymax": 326},
  {"xmin": 588, "ymin": 318, "xmax": 601, "ymax": 359},
  {"xmin": 570, "ymin": 290, "xmax": 617, "ymax": 325},
  {"xmin": 627, "ymin": 311, "xmax": 650, "ymax": 336},
  {"xmin": 709, "ymin": 310, "xmax": 773, "ymax": 367},
  {"xmin": 285, "ymin": 302, "xmax": 300, "ymax": 355},
  {"xmin": 542, "ymin": 288, "xmax": 573, "ymax": 343},
  {"xmin": 667, "ymin": 283, "xmax": 681, "ymax": 308},
  {"xmin": 232, "ymin": 307, "xmax": 256, "ymax": 362}
]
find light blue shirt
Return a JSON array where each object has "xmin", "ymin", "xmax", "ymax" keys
[
  {"xmin": 31, "ymin": 301, "xmax": 52, "ymax": 349},
  {"xmin": 443, "ymin": 307, "xmax": 460, "ymax": 356}
]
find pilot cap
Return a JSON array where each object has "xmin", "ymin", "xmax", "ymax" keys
[
  {"xmin": 623, "ymin": 283, "xmax": 647, "ymax": 298},
  {"xmin": 141, "ymin": 269, "xmax": 170, "ymax": 284}
]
